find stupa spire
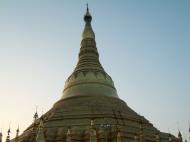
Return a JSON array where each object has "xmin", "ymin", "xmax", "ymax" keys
[
  {"xmin": 82, "ymin": 4, "xmax": 95, "ymax": 40},
  {"xmin": 189, "ymin": 122, "xmax": 190, "ymax": 142},
  {"xmin": 5, "ymin": 128, "xmax": 10, "ymax": 142},
  {"xmin": 178, "ymin": 131, "xmax": 182, "ymax": 142},
  {"xmin": 75, "ymin": 5, "xmax": 102, "ymax": 73},
  {"xmin": 62, "ymin": 6, "xmax": 118, "ymax": 99},
  {"xmin": 0, "ymin": 129, "xmax": 2, "ymax": 142},
  {"xmin": 15, "ymin": 127, "xmax": 19, "ymax": 142},
  {"xmin": 16, "ymin": 126, "xmax": 19, "ymax": 137},
  {"xmin": 34, "ymin": 107, "xmax": 39, "ymax": 122},
  {"xmin": 87, "ymin": 3, "xmax": 89, "ymax": 12}
]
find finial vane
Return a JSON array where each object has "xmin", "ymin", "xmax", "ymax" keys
[{"xmin": 16, "ymin": 126, "xmax": 19, "ymax": 135}]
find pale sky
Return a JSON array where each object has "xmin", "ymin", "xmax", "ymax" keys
[{"xmin": 0, "ymin": 0, "xmax": 190, "ymax": 141}]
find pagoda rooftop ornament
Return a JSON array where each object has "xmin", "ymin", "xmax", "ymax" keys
[
  {"xmin": 0, "ymin": 130, "xmax": 2, "ymax": 142},
  {"xmin": 82, "ymin": 4, "xmax": 95, "ymax": 40},
  {"xmin": 5, "ymin": 128, "xmax": 10, "ymax": 142}
]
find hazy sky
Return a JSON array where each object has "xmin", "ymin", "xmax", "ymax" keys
[{"xmin": 0, "ymin": 0, "xmax": 190, "ymax": 141}]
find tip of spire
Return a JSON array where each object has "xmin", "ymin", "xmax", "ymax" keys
[
  {"xmin": 7, "ymin": 128, "xmax": 10, "ymax": 134},
  {"xmin": 84, "ymin": 3, "xmax": 91, "ymax": 22},
  {"xmin": 86, "ymin": 3, "xmax": 89, "ymax": 12},
  {"xmin": 178, "ymin": 130, "xmax": 182, "ymax": 137},
  {"xmin": 16, "ymin": 126, "xmax": 19, "ymax": 133}
]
